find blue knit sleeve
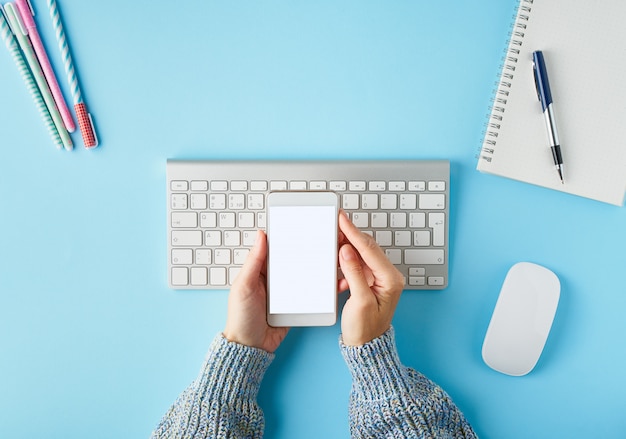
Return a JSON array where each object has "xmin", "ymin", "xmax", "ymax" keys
[
  {"xmin": 151, "ymin": 334, "xmax": 273, "ymax": 439},
  {"xmin": 340, "ymin": 327, "xmax": 478, "ymax": 439}
]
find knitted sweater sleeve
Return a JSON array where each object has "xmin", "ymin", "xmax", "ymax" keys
[
  {"xmin": 150, "ymin": 334, "xmax": 273, "ymax": 439},
  {"xmin": 340, "ymin": 327, "xmax": 478, "ymax": 439}
]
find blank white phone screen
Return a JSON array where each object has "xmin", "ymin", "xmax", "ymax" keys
[{"xmin": 269, "ymin": 205, "xmax": 336, "ymax": 314}]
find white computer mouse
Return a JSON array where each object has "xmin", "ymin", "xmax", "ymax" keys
[{"xmin": 482, "ymin": 262, "xmax": 560, "ymax": 376}]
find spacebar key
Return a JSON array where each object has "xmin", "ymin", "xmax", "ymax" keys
[{"xmin": 405, "ymin": 249, "xmax": 444, "ymax": 265}]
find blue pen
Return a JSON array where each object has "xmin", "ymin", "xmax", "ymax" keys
[{"xmin": 532, "ymin": 50, "xmax": 564, "ymax": 183}]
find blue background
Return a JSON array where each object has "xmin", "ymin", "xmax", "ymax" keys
[{"xmin": 1, "ymin": 1, "xmax": 625, "ymax": 438}]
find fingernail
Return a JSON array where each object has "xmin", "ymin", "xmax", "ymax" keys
[{"xmin": 340, "ymin": 244, "xmax": 356, "ymax": 261}]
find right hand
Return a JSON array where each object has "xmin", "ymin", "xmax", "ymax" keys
[{"xmin": 337, "ymin": 211, "xmax": 405, "ymax": 346}]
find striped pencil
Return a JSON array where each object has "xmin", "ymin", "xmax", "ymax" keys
[
  {"xmin": 48, "ymin": 0, "xmax": 97, "ymax": 148},
  {"xmin": 1, "ymin": 6, "xmax": 63, "ymax": 149}
]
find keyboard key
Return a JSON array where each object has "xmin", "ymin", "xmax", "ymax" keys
[
  {"xmin": 428, "ymin": 276, "xmax": 445, "ymax": 286},
  {"xmin": 224, "ymin": 231, "xmax": 241, "ymax": 246},
  {"xmin": 369, "ymin": 181, "xmax": 386, "ymax": 191},
  {"xmin": 405, "ymin": 249, "xmax": 444, "ymax": 265},
  {"xmin": 209, "ymin": 267, "xmax": 227, "ymax": 286},
  {"xmin": 409, "ymin": 212, "xmax": 426, "ymax": 228},
  {"xmin": 349, "ymin": 181, "xmax": 366, "ymax": 191},
  {"xmin": 414, "ymin": 230, "xmax": 431, "ymax": 246},
  {"xmin": 242, "ymin": 231, "xmax": 256, "ymax": 246},
  {"xmin": 394, "ymin": 231, "xmax": 412, "ymax": 246},
  {"xmin": 310, "ymin": 181, "xmax": 327, "ymax": 190},
  {"xmin": 251, "ymin": 181, "xmax": 267, "ymax": 191},
  {"xmin": 289, "ymin": 181, "xmax": 307, "ymax": 190},
  {"xmin": 361, "ymin": 194, "xmax": 378, "ymax": 209},
  {"xmin": 190, "ymin": 193, "xmax": 207, "ymax": 210},
  {"xmin": 171, "ymin": 194, "xmax": 188, "ymax": 210},
  {"xmin": 408, "ymin": 181, "xmax": 426, "ymax": 191},
  {"xmin": 172, "ymin": 231, "xmax": 202, "ymax": 246},
  {"xmin": 270, "ymin": 181, "xmax": 287, "ymax": 190},
  {"xmin": 400, "ymin": 194, "xmax": 417, "ymax": 210},
  {"xmin": 211, "ymin": 181, "xmax": 228, "ymax": 191},
  {"xmin": 231, "ymin": 181, "xmax": 248, "ymax": 191},
  {"xmin": 390, "ymin": 212, "xmax": 406, "ymax": 228},
  {"xmin": 385, "ymin": 249, "xmax": 402, "ymax": 264},
  {"xmin": 171, "ymin": 181, "xmax": 189, "ymax": 191},
  {"xmin": 205, "ymin": 231, "xmax": 221, "ymax": 246},
  {"xmin": 247, "ymin": 194, "xmax": 264, "ymax": 210},
  {"xmin": 238, "ymin": 212, "xmax": 255, "ymax": 228},
  {"xmin": 228, "ymin": 194, "xmax": 245, "ymax": 210},
  {"xmin": 428, "ymin": 181, "xmax": 446, "ymax": 191},
  {"xmin": 257, "ymin": 212, "xmax": 266, "ymax": 228},
  {"xmin": 380, "ymin": 194, "xmax": 397, "ymax": 209},
  {"xmin": 196, "ymin": 249, "xmax": 211, "ymax": 264},
  {"xmin": 219, "ymin": 212, "xmax": 235, "ymax": 228},
  {"xmin": 408, "ymin": 276, "xmax": 426, "ymax": 286},
  {"xmin": 191, "ymin": 267, "xmax": 208, "ymax": 286},
  {"xmin": 190, "ymin": 180, "xmax": 208, "ymax": 191},
  {"xmin": 371, "ymin": 212, "xmax": 388, "ymax": 228},
  {"xmin": 171, "ymin": 212, "xmax": 197, "ymax": 228},
  {"xmin": 171, "ymin": 249, "xmax": 193, "ymax": 265},
  {"xmin": 429, "ymin": 212, "xmax": 445, "ymax": 246},
  {"xmin": 233, "ymin": 248, "xmax": 249, "ymax": 265},
  {"xmin": 330, "ymin": 181, "xmax": 346, "ymax": 191},
  {"xmin": 209, "ymin": 194, "xmax": 226, "ymax": 209},
  {"xmin": 200, "ymin": 212, "xmax": 217, "ymax": 228},
  {"xmin": 214, "ymin": 249, "xmax": 231, "ymax": 264},
  {"xmin": 342, "ymin": 194, "xmax": 359, "ymax": 209},
  {"xmin": 351, "ymin": 212, "xmax": 368, "ymax": 228},
  {"xmin": 419, "ymin": 193, "xmax": 445, "ymax": 210},
  {"xmin": 171, "ymin": 267, "xmax": 188, "ymax": 286},
  {"xmin": 389, "ymin": 181, "xmax": 405, "ymax": 191},
  {"xmin": 375, "ymin": 231, "xmax": 392, "ymax": 246}
]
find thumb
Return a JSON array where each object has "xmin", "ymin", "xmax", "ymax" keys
[
  {"xmin": 235, "ymin": 231, "xmax": 267, "ymax": 287},
  {"xmin": 338, "ymin": 244, "xmax": 371, "ymax": 299}
]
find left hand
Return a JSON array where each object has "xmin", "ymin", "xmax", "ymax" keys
[{"xmin": 223, "ymin": 230, "xmax": 289, "ymax": 353}]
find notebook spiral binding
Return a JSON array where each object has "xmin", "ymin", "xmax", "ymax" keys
[{"xmin": 479, "ymin": 0, "xmax": 534, "ymax": 163}]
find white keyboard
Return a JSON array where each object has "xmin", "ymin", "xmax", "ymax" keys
[{"xmin": 167, "ymin": 160, "xmax": 450, "ymax": 290}]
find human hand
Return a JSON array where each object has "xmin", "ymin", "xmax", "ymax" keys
[
  {"xmin": 223, "ymin": 230, "xmax": 289, "ymax": 353},
  {"xmin": 337, "ymin": 211, "xmax": 405, "ymax": 346}
]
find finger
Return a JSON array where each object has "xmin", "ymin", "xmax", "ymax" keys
[
  {"xmin": 235, "ymin": 230, "xmax": 267, "ymax": 286},
  {"xmin": 338, "ymin": 278, "xmax": 349, "ymax": 292},
  {"xmin": 338, "ymin": 229, "xmax": 345, "ymax": 244},
  {"xmin": 338, "ymin": 211, "xmax": 396, "ymax": 276},
  {"xmin": 338, "ymin": 243, "xmax": 372, "ymax": 300}
]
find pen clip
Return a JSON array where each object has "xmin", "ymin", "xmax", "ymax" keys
[
  {"xmin": 87, "ymin": 112, "xmax": 99, "ymax": 148},
  {"xmin": 25, "ymin": 0, "xmax": 35, "ymax": 17},
  {"xmin": 532, "ymin": 59, "xmax": 541, "ymax": 102}
]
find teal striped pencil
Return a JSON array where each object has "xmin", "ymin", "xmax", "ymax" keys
[
  {"xmin": 1, "ymin": 6, "xmax": 62, "ymax": 148},
  {"xmin": 48, "ymin": 0, "xmax": 97, "ymax": 148}
]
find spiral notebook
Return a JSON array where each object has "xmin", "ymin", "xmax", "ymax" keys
[{"xmin": 477, "ymin": 0, "xmax": 626, "ymax": 206}]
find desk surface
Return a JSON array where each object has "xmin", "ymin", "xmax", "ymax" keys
[{"xmin": 2, "ymin": 1, "xmax": 625, "ymax": 438}]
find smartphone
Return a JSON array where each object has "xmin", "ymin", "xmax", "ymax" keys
[{"xmin": 266, "ymin": 191, "xmax": 339, "ymax": 327}]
